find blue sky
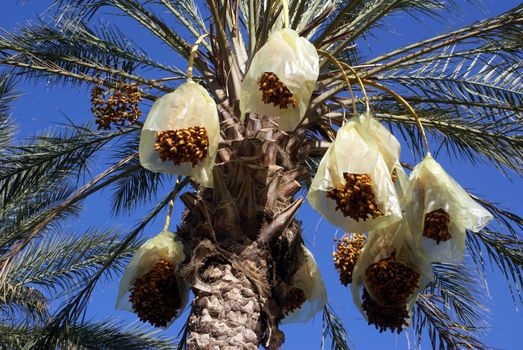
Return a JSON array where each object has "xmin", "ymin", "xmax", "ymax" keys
[{"xmin": 2, "ymin": 1, "xmax": 523, "ymax": 349}]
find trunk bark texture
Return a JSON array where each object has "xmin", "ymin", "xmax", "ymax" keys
[
  {"xmin": 187, "ymin": 263, "xmax": 262, "ymax": 349},
  {"xmin": 178, "ymin": 113, "xmax": 310, "ymax": 349}
]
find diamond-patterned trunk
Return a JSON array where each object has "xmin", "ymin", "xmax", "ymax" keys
[{"xmin": 187, "ymin": 263, "xmax": 263, "ymax": 349}]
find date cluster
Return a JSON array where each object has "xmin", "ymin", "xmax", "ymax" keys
[
  {"xmin": 155, "ymin": 127, "xmax": 209, "ymax": 166},
  {"xmin": 258, "ymin": 72, "xmax": 297, "ymax": 109},
  {"xmin": 327, "ymin": 173, "xmax": 384, "ymax": 221},
  {"xmin": 129, "ymin": 259, "xmax": 181, "ymax": 328}
]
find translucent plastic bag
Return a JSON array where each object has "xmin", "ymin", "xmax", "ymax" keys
[
  {"xmin": 363, "ymin": 112, "xmax": 401, "ymax": 174},
  {"xmin": 351, "ymin": 221, "xmax": 432, "ymax": 329},
  {"xmin": 139, "ymin": 80, "xmax": 220, "ymax": 187},
  {"xmin": 307, "ymin": 114, "xmax": 402, "ymax": 233},
  {"xmin": 116, "ymin": 231, "xmax": 189, "ymax": 327},
  {"xmin": 392, "ymin": 162, "xmax": 410, "ymax": 201},
  {"xmin": 405, "ymin": 155, "xmax": 493, "ymax": 262},
  {"xmin": 282, "ymin": 245, "xmax": 327, "ymax": 324},
  {"xmin": 240, "ymin": 28, "xmax": 319, "ymax": 131}
]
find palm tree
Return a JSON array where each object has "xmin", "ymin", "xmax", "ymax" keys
[{"xmin": 0, "ymin": 1, "xmax": 522, "ymax": 349}]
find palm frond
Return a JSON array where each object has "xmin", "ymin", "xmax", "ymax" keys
[
  {"xmin": 291, "ymin": 0, "xmax": 340, "ymax": 38},
  {"xmin": 411, "ymin": 260, "xmax": 490, "ymax": 350},
  {"xmin": 0, "ymin": 282, "xmax": 49, "ymax": 325},
  {"xmin": 0, "ymin": 19, "xmax": 182, "ymax": 90},
  {"xmin": 0, "ymin": 324, "xmax": 39, "ymax": 349},
  {"xmin": 0, "ymin": 153, "xmax": 137, "ymax": 266},
  {"xmin": 0, "ymin": 320, "xmax": 176, "ymax": 350},
  {"xmin": 6, "ymin": 229, "xmax": 138, "ymax": 298},
  {"xmin": 1, "ymin": 123, "xmax": 137, "ymax": 188},
  {"xmin": 464, "ymin": 194, "xmax": 523, "ymax": 302},
  {"xmin": 377, "ymin": 109, "xmax": 523, "ymax": 174},
  {"xmin": 87, "ymin": 0, "xmax": 194, "ymax": 59},
  {"xmin": 0, "ymin": 123, "xmax": 97, "ymax": 249},
  {"xmin": 109, "ymin": 133, "xmax": 167, "ymax": 216},
  {"xmin": 0, "ymin": 73, "xmax": 19, "ymax": 150},
  {"xmin": 413, "ymin": 294, "xmax": 489, "ymax": 350},
  {"xmin": 111, "ymin": 156, "xmax": 166, "ymax": 216},
  {"xmin": 429, "ymin": 263, "xmax": 489, "ymax": 328},
  {"xmin": 319, "ymin": 0, "xmax": 456, "ymax": 57},
  {"xmin": 471, "ymin": 195, "xmax": 523, "ymax": 238},
  {"xmin": 0, "ymin": 180, "xmax": 77, "ymax": 250},
  {"xmin": 50, "ymin": 320, "xmax": 177, "ymax": 349},
  {"xmin": 321, "ymin": 303, "xmax": 353, "ymax": 350},
  {"xmin": 157, "ymin": 0, "xmax": 208, "ymax": 40},
  {"xmin": 363, "ymin": 4, "xmax": 523, "ymax": 75},
  {"xmin": 375, "ymin": 55, "xmax": 523, "ymax": 123},
  {"xmin": 467, "ymin": 229, "xmax": 523, "ymax": 303},
  {"xmin": 0, "ymin": 125, "xmax": 138, "ymax": 241}
]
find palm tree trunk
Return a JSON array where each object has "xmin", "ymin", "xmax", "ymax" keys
[
  {"xmin": 186, "ymin": 262, "xmax": 263, "ymax": 349},
  {"xmin": 178, "ymin": 113, "xmax": 310, "ymax": 349}
]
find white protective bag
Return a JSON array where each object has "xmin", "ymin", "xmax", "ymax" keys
[
  {"xmin": 240, "ymin": 28, "xmax": 319, "ymax": 131},
  {"xmin": 392, "ymin": 161, "xmax": 410, "ymax": 201},
  {"xmin": 351, "ymin": 221, "xmax": 433, "ymax": 317},
  {"xmin": 139, "ymin": 80, "xmax": 220, "ymax": 187},
  {"xmin": 307, "ymin": 114, "xmax": 402, "ymax": 233},
  {"xmin": 405, "ymin": 154, "xmax": 493, "ymax": 262},
  {"xmin": 364, "ymin": 112, "xmax": 401, "ymax": 174},
  {"xmin": 116, "ymin": 230, "xmax": 189, "ymax": 326},
  {"xmin": 282, "ymin": 245, "xmax": 327, "ymax": 324}
]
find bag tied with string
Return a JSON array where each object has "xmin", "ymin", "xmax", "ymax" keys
[
  {"xmin": 240, "ymin": 28, "xmax": 319, "ymax": 131},
  {"xmin": 404, "ymin": 154, "xmax": 493, "ymax": 263},
  {"xmin": 139, "ymin": 35, "xmax": 219, "ymax": 187},
  {"xmin": 139, "ymin": 80, "xmax": 219, "ymax": 187}
]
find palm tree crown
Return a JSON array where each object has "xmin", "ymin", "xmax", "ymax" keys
[{"xmin": 0, "ymin": 1, "xmax": 522, "ymax": 349}]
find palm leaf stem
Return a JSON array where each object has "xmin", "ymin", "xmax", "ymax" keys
[
  {"xmin": 362, "ymin": 6, "xmax": 523, "ymax": 77},
  {"xmin": 1, "ymin": 59, "xmax": 160, "ymax": 101}
]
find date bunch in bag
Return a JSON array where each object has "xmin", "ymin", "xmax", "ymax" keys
[
  {"xmin": 405, "ymin": 154, "xmax": 493, "ymax": 263},
  {"xmin": 240, "ymin": 28, "xmax": 319, "ymax": 131},
  {"xmin": 280, "ymin": 245, "xmax": 327, "ymax": 324},
  {"xmin": 307, "ymin": 113, "xmax": 402, "ymax": 233},
  {"xmin": 116, "ymin": 231, "xmax": 189, "ymax": 328},
  {"xmin": 351, "ymin": 221, "xmax": 433, "ymax": 334},
  {"xmin": 139, "ymin": 80, "xmax": 219, "ymax": 187}
]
